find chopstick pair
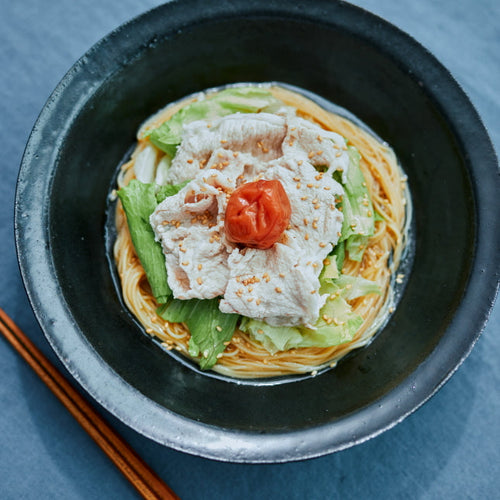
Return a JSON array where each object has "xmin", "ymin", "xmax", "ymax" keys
[{"xmin": 0, "ymin": 308, "xmax": 179, "ymax": 500}]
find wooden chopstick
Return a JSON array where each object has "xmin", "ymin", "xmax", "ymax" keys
[{"xmin": 0, "ymin": 308, "xmax": 179, "ymax": 500}]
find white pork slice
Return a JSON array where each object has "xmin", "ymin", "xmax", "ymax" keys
[
  {"xmin": 150, "ymin": 149, "xmax": 254, "ymax": 299},
  {"xmin": 283, "ymin": 116, "xmax": 350, "ymax": 183},
  {"xmin": 150, "ymin": 111, "xmax": 348, "ymax": 327},
  {"xmin": 165, "ymin": 112, "xmax": 286, "ymax": 184},
  {"xmin": 218, "ymin": 159, "xmax": 343, "ymax": 326},
  {"xmin": 220, "ymin": 244, "xmax": 324, "ymax": 326},
  {"xmin": 150, "ymin": 182, "xmax": 228, "ymax": 299}
]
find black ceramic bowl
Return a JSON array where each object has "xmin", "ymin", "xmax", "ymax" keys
[{"xmin": 15, "ymin": 0, "xmax": 500, "ymax": 462}]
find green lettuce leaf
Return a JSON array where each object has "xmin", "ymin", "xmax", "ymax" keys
[
  {"xmin": 239, "ymin": 318, "xmax": 303, "ymax": 354},
  {"xmin": 146, "ymin": 86, "xmax": 282, "ymax": 157},
  {"xmin": 334, "ymin": 146, "xmax": 375, "ymax": 261},
  {"xmin": 320, "ymin": 255, "xmax": 340, "ymax": 280},
  {"xmin": 240, "ymin": 256, "xmax": 380, "ymax": 355},
  {"xmin": 117, "ymin": 180, "xmax": 171, "ymax": 303},
  {"xmin": 117, "ymin": 179, "xmax": 189, "ymax": 304},
  {"xmin": 155, "ymin": 179, "xmax": 190, "ymax": 203},
  {"xmin": 332, "ymin": 274, "xmax": 381, "ymax": 301},
  {"xmin": 157, "ymin": 298, "xmax": 239, "ymax": 369},
  {"xmin": 330, "ymin": 241, "xmax": 345, "ymax": 274},
  {"xmin": 240, "ymin": 290, "xmax": 362, "ymax": 354}
]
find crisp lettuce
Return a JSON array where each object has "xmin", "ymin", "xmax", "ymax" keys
[
  {"xmin": 240, "ymin": 289, "xmax": 362, "ymax": 354},
  {"xmin": 331, "ymin": 240, "xmax": 345, "ymax": 273},
  {"xmin": 240, "ymin": 319, "xmax": 303, "ymax": 354},
  {"xmin": 241, "ymin": 259, "xmax": 380, "ymax": 355},
  {"xmin": 155, "ymin": 179, "xmax": 190, "ymax": 202},
  {"xmin": 320, "ymin": 255, "xmax": 340, "ymax": 280},
  {"xmin": 146, "ymin": 86, "xmax": 282, "ymax": 157},
  {"xmin": 331, "ymin": 274, "xmax": 381, "ymax": 302},
  {"xmin": 117, "ymin": 179, "xmax": 189, "ymax": 304},
  {"xmin": 157, "ymin": 298, "xmax": 239, "ymax": 370},
  {"xmin": 334, "ymin": 146, "xmax": 375, "ymax": 262},
  {"xmin": 241, "ymin": 298, "xmax": 362, "ymax": 354}
]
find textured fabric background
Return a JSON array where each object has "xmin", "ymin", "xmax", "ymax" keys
[{"xmin": 0, "ymin": 1, "xmax": 498, "ymax": 498}]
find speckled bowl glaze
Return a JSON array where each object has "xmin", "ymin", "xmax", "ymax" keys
[{"xmin": 15, "ymin": 0, "xmax": 500, "ymax": 462}]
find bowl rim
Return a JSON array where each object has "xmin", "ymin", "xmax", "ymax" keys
[{"xmin": 14, "ymin": 0, "xmax": 500, "ymax": 463}]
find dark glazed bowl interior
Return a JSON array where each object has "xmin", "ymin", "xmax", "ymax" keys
[{"xmin": 15, "ymin": 0, "xmax": 500, "ymax": 462}]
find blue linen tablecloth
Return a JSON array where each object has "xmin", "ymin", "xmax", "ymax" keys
[{"xmin": 1, "ymin": 1, "xmax": 498, "ymax": 498}]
